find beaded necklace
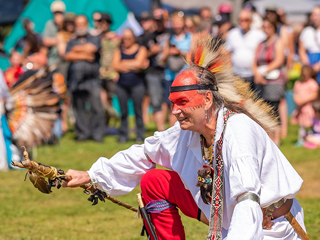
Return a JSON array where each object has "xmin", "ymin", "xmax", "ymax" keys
[{"xmin": 200, "ymin": 128, "xmax": 216, "ymax": 166}]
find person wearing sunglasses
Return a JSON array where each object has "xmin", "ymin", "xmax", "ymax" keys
[{"xmin": 90, "ymin": 12, "xmax": 102, "ymax": 37}]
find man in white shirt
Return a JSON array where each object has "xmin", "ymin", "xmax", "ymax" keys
[
  {"xmin": 225, "ymin": 9, "xmax": 265, "ymax": 91},
  {"xmin": 62, "ymin": 37, "xmax": 306, "ymax": 240}
]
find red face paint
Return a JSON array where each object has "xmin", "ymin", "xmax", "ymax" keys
[{"xmin": 169, "ymin": 71, "xmax": 205, "ymax": 112}]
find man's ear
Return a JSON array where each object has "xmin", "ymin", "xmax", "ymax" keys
[{"xmin": 204, "ymin": 91, "xmax": 213, "ymax": 110}]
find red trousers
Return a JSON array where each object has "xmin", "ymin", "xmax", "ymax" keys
[{"xmin": 140, "ymin": 169, "xmax": 199, "ymax": 240}]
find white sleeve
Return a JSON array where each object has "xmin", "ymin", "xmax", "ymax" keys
[
  {"xmin": 144, "ymin": 121, "xmax": 181, "ymax": 169},
  {"xmin": 227, "ymin": 156, "xmax": 263, "ymax": 239},
  {"xmin": 227, "ymin": 200, "xmax": 263, "ymax": 240},
  {"xmin": 299, "ymin": 28, "xmax": 308, "ymax": 43},
  {"xmin": 88, "ymin": 144, "xmax": 156, "ymax": 195},
  {"xmin": 259, "ymin": 31, "xmax": 267, "ymax": 43},
  {"xmin": 87, "ymin": 123, "xmax": 181, "ymax": 196}
]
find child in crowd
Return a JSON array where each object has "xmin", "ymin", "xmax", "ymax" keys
[
  {"xmin": 304, "ymin": 100, "xmax": 320, "ymax": 148},
  {"xmin": 291, "ymin": 65, "xmax": 319, "ymax": 145},
  {"xmin": 4, "ymin": 51, "xmax": 24, "ymax": 89}
]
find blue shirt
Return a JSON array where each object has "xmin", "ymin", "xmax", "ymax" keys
[{"xmin": 165, "ymin": 33, "xmax": 192, "ymax": 81}]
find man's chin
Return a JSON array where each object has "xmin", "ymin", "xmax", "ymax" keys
[{"xmin": 178, "ymin": 122, "xmax": 190, "ymax": 130}]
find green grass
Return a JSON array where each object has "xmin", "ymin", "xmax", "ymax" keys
[{"xmin": 0, "ymin": 120, "xmax": 319, "ymax": 240}]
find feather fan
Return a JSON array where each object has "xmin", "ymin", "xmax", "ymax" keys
[{"xmin": 7, "ymin": 68, "xmax": 65, "ymax": 149}]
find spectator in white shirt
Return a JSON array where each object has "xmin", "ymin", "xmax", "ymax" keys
[{"xmin": 225, "ymin": 9, "xmax": 265, "ymax": 91}]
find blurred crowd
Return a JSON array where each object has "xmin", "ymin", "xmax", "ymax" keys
[{"xmin": 1, "ymin": 0, "xmax": 320, "ymax": 163}]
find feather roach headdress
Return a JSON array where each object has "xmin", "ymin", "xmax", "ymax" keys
[{"xmin": 185, "ymin": 36, "xmax": 278, "ymax": 133}]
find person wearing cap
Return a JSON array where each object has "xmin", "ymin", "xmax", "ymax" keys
[
  {"xmin": 265, "ymin": 4, "xmax": 278, "ymax": 22},
  {"xmin": 64, "ymin": 15, "xmax": 104, "ymax": 142},
  {"xmin": 225, "ymin": 9, "xmax": 266, "ymax": 91},
  {"xmin": 212, "ymin": 14, "xmax": 232, "ymax": 43},
  {"xmin": 42, "ymin": 0, "xmax": 65, "ymax": 66},
  {"xmin": 139, "ymin": 12, "xmax": 156, "ymax": 37},
  {"xmin": 218, "ymin": 3, "xmax": 232, "ymax": 22}
]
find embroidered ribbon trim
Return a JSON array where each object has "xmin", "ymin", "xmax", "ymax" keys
[
  {"xmin": 207, "ymin": 110, "xmax": 235, "ymax": 240},
  {"xmin": 146, "ymin": 199, "xmax": 174, "ymax": 213}
]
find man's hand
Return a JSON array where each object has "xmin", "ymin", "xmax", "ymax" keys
[
  {"xmin": 262, "ymin": 208, "xmax": 274, "ymax": 230},
  {"xmin": 71, "ymin": 43, "xmax": 98, "ymax": 55},
  {"xmin": 62, "ymin": 169, "xmax": 91, "ymax": 188},
  {"xmin": 312, "ymin": 61, "xmax": 320, "ymax": 72},
  {"xmin": 150, "ymin": 44, "xmax": 161, "ymax": 55},
  {"xmin": 64, "ymin": 51, "xmax": 95, "ymax": 62},
  {"xmin": 169, "ymin": 46, "xmax": 181, "ymax": 55},
  {"xmin": 84, "ymin": 53, "xmax": 95, "ymax": 62}
]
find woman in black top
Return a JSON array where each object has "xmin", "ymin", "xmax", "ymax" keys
[{"xmin": 112, "ymin": 28, "xmax": 148, "ymax": 143}]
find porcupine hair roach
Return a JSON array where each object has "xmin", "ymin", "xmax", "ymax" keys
[{"xmin": 184, "ymin": 36, "xmax": 278, "ymax": 133}]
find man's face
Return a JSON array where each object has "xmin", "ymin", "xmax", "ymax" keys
[
  {"xmin": 54, "ymin": 12, "xmax": 64, "ymax": 27},
  {"xmin": 238, "ymin": 11, "xmax": 252, "ymax": 31},
  {"xmin": 10, "ymin": 52, "xmax": 22, "ymax": 67},
  {"xmin": 141, "ymin": 19, "xmax": 154, "ymax": 32},
  {"xmin": 265, "ymin": 10, "xmax": 277, "ymax": 22},
  {"xmin": 262, "ymin": 20, "xmax": 275, "ymax": 37},
  {"xmin": 200, "ymin": 9, "xmax": 212, "ymax": 21},
  {"xmin": 311, "ymin": 7, "xmax": 320, "ymax": 27},
  {"xmin": 172, "ymin": 16, "xmax": 184, "ymax": 35},
  {"xmin": 122, "ymin": 29, "xmax": 135, "ymax": 48},
  {"xmin": 75, "ymin": 16, "xmax": 89, "ymax": 37},
  {"xmin": 100, "ymin": 21, "xmax": 110, "ymax": 32},
  {"xmin": 169, "ymin": 71, "xmax": 206, "ymax": 130},
  {"xmin": 93, "ymin": 12, "xmax": 102, "ymax": 29},
  {"xmin": 185, "ymin": 18, "xmax": 195, "ymax": 33}
]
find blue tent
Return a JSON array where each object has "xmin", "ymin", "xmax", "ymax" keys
[{"xmin": 3, "ymin": 0, "xmax": 130, "ymax": 55}]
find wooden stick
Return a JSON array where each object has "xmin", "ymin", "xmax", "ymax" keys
[
  {"xmin": 65, "ymin": 175, "xmax": 138, "ymax": 212},
  {"xmin": 285, "ymin": 212, "xmax": 310, "ymax": 240},
  {"xmin": 12, "ymin": 147, "xmax": 138, "ymax": 213}
]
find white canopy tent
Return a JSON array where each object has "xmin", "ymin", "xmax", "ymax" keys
[{"xmin": 248, "ymin": 0, "xmax": 319, "ymax": 23}]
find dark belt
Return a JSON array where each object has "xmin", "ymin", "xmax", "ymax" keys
[{"xmin": 272, "ymin": 199, "xmax": 293, "ymax": 219}]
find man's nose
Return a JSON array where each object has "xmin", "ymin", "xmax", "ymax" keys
[{"xmin": 171, "ymin": 104, "xmax": 182, "ymax": 115}]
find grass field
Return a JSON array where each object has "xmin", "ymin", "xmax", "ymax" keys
[{"xmin": 0, "ymin": 120, "xmax": 319, "ymax": 240}]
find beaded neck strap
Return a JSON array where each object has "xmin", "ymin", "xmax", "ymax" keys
[{"xmin": 207, "ymin": 110, "xmax": 235, "ymax": 240}]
